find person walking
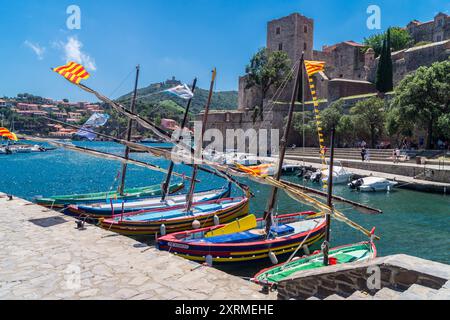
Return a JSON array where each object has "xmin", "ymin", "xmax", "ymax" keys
[{"xmin": 365, "ymin": 148, "xmax": 371, "ymax": 162}]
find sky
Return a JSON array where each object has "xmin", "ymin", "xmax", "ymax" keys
[{"xmin": 0, "ymin": 0, "xmax": 449, "ymax": 102}]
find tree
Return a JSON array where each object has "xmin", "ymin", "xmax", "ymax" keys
[
  {"xmin": 245, "ymin": 48, "xmax": 291, "ymax": 115},
  {"xmin": 350, "ymin": 97, "xmax": 386, "ymax": 148},
  {"xmin": 375, "ymin": 28, "xmax": 394, "ymax": 93},
  {"xmin": 391, "ymin": 60, "xmax": 450, "ymax": 149},
  {"xmin": 363, "ymin": 27, "xmax": 412, "ymax": 57},
  {"xmin": 321, "ymin": 99, "xmax": 345, "ymax": 134},
  {"xmin": 385, "ymin": 106, "xmax": 414, "ymax": 147},
  {"xmin": 291, "ymin": 111, "xmax": 317, "ymax": 147}
]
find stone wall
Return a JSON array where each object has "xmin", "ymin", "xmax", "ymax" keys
[
  {"xmin": 327, "ymin": 79, "xmax": 377, "ymax": 102},
  {"xmin": 277, "ymin": 254, "xmax": 450, "ymax": 300}
]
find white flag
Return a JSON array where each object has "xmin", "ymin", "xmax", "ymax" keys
[{"xmin": 164, "ymin": 84, "xmax": 194, "ymax": 100}]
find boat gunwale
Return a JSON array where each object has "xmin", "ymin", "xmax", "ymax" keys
[
  {"xmin": 252, "ymin": 241, "xmax": 377, "ymax": 285},
  {"xmin": 157, "ymin": 211, "xmax": 326, "ymax": 249}
]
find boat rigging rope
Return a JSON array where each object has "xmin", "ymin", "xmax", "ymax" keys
[{"xmin": 44, "ymin": 77, "xmax": 380, "ymax": 241}]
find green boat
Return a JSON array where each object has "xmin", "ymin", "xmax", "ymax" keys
[
  {"xmin": 253, "ymin": 241, "xmax": 376, "ymax": 286},
  {"xmin": 35, "ymin": 182, "xmax": 184, "ymax": 208}
]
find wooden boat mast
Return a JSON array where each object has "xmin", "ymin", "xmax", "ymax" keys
[
  {"xmin": 119, "ymin": 65, "xmax": 140, "ymax": 196},
  {"xmin": 323, "ymin": 126, "xmax": 335, "ymax": 266},
  {"xmin": 161, "ymin": 78, "xmax": 198, "ymax": 201},
  {"xmin": 185, "ymin": 69, "xmax": 216, "ymax": 213},
  {"xmin": 264, "ymin": 54, "xmax": 304, "ymax": 234}
]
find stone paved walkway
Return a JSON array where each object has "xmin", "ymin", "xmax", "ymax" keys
[{"xmin": 0, "ymin": 193, "xmax": 274, "ymax": 300}]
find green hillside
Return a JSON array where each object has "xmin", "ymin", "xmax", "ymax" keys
[
  {"xmin": 117, "ymin": 79, "xmax": 238, "ymax": 114},
  {"xmin": 100, "ymin": 79, "xmax": 237, "ymax": 138}
]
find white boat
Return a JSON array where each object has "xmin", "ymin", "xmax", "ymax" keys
[
  {"xmin": 320, "ymin": 164, "xmax": 354, "ymax": 185},
  {"xmin": 348, "ymin": 177, "xmax": 398, "ymax": 192}
]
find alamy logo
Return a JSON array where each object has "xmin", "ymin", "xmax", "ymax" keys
[
  {"xmin": 367, "ymin": 265, "xmax": 381, "ymax": 290},
  {"xmin": 66, "ymin": 5, "xmax": 81, "ymax": 30},
  {"xmin": 65, "ymin": 264, "xmax": 81, "ymax": 290},
  {"xmin": 367, "ymin": 5, "xmax": 381, "ymax": 30}
]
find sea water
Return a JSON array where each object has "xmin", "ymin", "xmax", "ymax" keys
[{"xmin": 1, "ymin": 142, "xmax": 449, "ymax": 271}]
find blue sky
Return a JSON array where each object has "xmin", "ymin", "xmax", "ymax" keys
[{"xmin": 0, "ymin": 0, "xmax": 448, "ymax": 102}]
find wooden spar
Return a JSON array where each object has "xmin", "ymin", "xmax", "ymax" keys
[
  {"xmin": 322, "ymin": 126, "xmax": 335, "ymax": 266},
  {"xmin": 280, "ymin": 180, "xmax": 382, "ymax": 214},
  {"xmin": 161, "ymin": 78, "xmax": 198, "ymax": 201},
  {"xmin": 264, "ymin": 54, "xmax": 304, "ymax": 234},
  {"xmin": 119, "ymin": 65, "xmax": 140, "ymax": 196},
  {"xmin": 325, "ymin": 127, "xmax": 335, "ymax": 242},
  {"xmin": 185, "ymin": 69, "xmax": 216, "ymax": 213},
  {"xmin": 19, "ymin": 134, "xmax": 193, "ymax": 179}
]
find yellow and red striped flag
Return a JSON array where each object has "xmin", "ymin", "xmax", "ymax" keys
[
  {"xmin": 304, "ymin": 60, "xmax": 326, "ymax": 77},
  {"xmin": 52, "ymin": 61, "xmax": 90, "ymax": 85},
  {"xmin": 0, "ymin": 128, "xmax": 18, "ymax": 141}
]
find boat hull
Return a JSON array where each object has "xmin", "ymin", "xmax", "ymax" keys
[
  {"xmin": 35, "ymin": 182, "xmax": 184, "ymax": 209},
  {"xmin": 65, "ymin": 185, "xmax": 232, "ymax": 219},
  {"xmin": 99, "ymin": 196, "xmax": 250, "ymax": 236},
  {"xmin": 157, "ymin": 213, "xmax": 327, "ymax": 263},
  {"xmin": 253, "ymin": 241, "xmax": 377, "ymax": 285}
]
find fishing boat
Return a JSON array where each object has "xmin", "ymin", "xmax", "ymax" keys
[
  {"xmin": 157, "ymin": 213, "xmax": 326, "ymax": 263},
  {"xmin": 65, "ymin": 183, "xmax": 232, "ymax": 219},
  {"xmin": 348, "ymin": 176, "xmax": 398, "ymax": 192},
  {"xmin": 252, "ymin": 58, "xmax": 378, "ymax": 286},
  {"xmin": 253, "ymin": 241, "xmax": 376, "ymax": 285},
  {"xmin": 157, "ymin": 55, "xmax": 330, "ymax": 264},
  {"xmin": 35, "ymin": 182, "xmax": 184, "ymax": 209},
  {"xmin": 99, "ymin": 195, "xmax": 250, "ymax": 236}
]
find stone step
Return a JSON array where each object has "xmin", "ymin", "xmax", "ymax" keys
[
  {"xmin": 347, "ymin": 290, "xmax": 372, "ymax": 300},
  {"xmin": 400, "ymin": 284, "xmax": 440, "ymax": 300},
  {"xmin": 324, "ymin": 294, "xmax": 345, "ymax": 300},
  {"xmin": 373, "ymin": 287, "xmax": 402, "ymax": 300},
  {"xmin": 431, "ymin": 288, "xmax": 450, "ymax": 300}
]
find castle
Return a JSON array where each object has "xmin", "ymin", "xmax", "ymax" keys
[
  {"xmin": 239, "ymin": 12, "xmax": 450, "ymax": 108},
  {"xmin": 201, "ymin": 12, "xmax": 450, "ymax": 148}
]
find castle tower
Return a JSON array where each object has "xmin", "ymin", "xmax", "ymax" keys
[{"xmin": 267, "ymin": 13, "xmax": 314, "ymax": 61}]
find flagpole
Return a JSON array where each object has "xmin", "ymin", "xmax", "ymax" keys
[
  {"xmin": 161, "ymin": 78, "xmax": 198, "ymax": 201},
  {"xmin": 119, "ymin": 65, "xmax": 140, "ymax": 196},
  {"xmin": 185, "ymin": 69, "xmax": 216, "ymax": 213},
  {"xmin": 264, "ymin": 53, "xmax": 304, "ymax": 235}
]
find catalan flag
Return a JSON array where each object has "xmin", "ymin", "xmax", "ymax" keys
[
  {"xmin": 53, "ymin": 61, "xmax": 90, "ymax": 85},
  {"xmin": 304, "ymin": 60, "xmax": 326, "ymax": 77},
  {"xmin": 0, "ymin": 128, "xmax": 18, "ymax": 141}
]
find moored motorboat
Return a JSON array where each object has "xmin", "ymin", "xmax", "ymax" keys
[
  {"xmin": 35, "ymin": 182, "xmax": 184, "ymax": 209},
  {"xmin": 348, "ymin": 176, "xmax": 398, "ymax": 192},
  {"xmin": 157, "ymin": 212, "xmax": 326, "ymax": 263},
  {"xmin": 65, "ymin": 183, "xmax": 232, "ymax": 219},
  {"xmin": 99, "ymin": 195, "xmax": 250, "ymax": 236}
]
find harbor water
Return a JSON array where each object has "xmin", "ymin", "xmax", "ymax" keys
[{"xmin": 1, "ymin": 141, "xmax": 449, "ymax": 275}]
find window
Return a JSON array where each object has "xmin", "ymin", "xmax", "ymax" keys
[
  {"xmin": 304, "ymin": 43, "xmax": 307, "ymax": 51},
  {"xmin": 276, "ymin": 27, "xmax": 281, "ymax": 35},
  {"xmin": 437, "ymin": 19, "xmax": 443, "ymax": 27},
  {"xmin": 304, "ymin": 25, "xmax": 308, "ymax": 33},
  {"xmin": 278, "ymin": 43, "xmax": 283, "ymax": 51}
]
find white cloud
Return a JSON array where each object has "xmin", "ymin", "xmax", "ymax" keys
[
  {"xmin": 60, "ymin": 36, "xmax": 96, "ymax": 71},
  {"xmin": 24, "ymin": 41, "xmax": 46, "ymax": 60}
]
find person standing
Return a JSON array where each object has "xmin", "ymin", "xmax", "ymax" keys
[
  {"xmin": 365, "ymin": 148, "xmax": 371, "ymax": 162},
  {"xmin": 361, "ymin": 147, "xmax": 367, "ymax": 162}
]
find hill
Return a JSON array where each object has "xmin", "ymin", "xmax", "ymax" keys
[{"xmin": 117, "ymin": 78, "xmax": 238, "ymax": 114}]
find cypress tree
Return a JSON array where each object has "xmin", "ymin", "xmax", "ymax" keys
[
  {"xmin": 375, "ymin": 28, "xmax": 394, "ymax": 93},
  {"xmin": 375, "ymin": 34, "xmax": 387, "ymax": 92},
  {"xmin": 385, "ymin": 28, "xmax": 394, "ymax": 92}
]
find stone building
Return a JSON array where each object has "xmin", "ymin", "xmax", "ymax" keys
[
  {"xmin": 202, "ymin": 12, "xmax": 450, "ymax": 150},
  {"xmin": 407, "ymin": 12, "xmax": 450, "ymax": 44}
]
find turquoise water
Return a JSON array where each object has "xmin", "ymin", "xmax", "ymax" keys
[{"xmin": 1, "ymin": 142, "xmax": 449, "ymax": 268}]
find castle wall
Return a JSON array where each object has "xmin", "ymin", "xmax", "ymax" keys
[{"xmin": 327, "ymin": 79, "xmax": 377, "ymax": 102}]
